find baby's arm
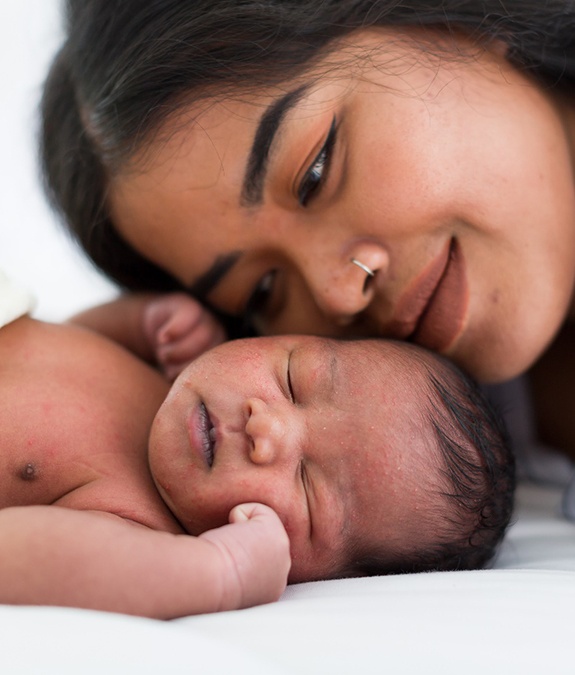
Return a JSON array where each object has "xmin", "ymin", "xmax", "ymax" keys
[
  {"xmin": 71, "ymin": 293, "xmax": 226, "ymax": 379},
  {"xmin": 0, "ymin": 503, "xmax": 290, "ymax": 619}
]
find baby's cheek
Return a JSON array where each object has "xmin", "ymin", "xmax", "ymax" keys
[
  {"xmin": 182, "ymin": 490, "xmax": 237, "ymax": 536},
  {"xmin": 279, "ymin": 520, "xmax": 313, "ymax": 580},
  {"xmin": 286, "ymin": 541, "xmax": 320, "ymax": 584}
]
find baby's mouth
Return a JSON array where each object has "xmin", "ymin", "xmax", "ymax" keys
[{"xmin": 199, "ymin": 402, "xmax": 216, "ymax": 467}]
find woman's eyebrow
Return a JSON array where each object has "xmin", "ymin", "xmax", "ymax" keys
[
  {"xmin": 241, "ymin": 83, "xmax": 310, "ymax": 207},
  {"xmin": 189, "ymin": 86, "xmax": 311, "ymax": 300}
]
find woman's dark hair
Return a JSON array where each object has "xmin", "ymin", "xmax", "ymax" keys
[{"xmin": 41, "ymin": 0, "xmax": 575, "ymax": 291}]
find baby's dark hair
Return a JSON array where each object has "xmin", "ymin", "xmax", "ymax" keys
[
  {"xmin": 41, "ymin": 0, "xmax": 575, "ymax": 292},
  {"xmin": 346, "ymin": 346, "xmax": 515, "ymax": 577}
]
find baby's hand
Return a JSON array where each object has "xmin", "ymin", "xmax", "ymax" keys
[
  {"xmin": 143, "ymin": 293, "xmax": 226, "ymax": 380},
  {"xmin": 199, "ymin": 503, "xmax": 291, "ymax": 611}
]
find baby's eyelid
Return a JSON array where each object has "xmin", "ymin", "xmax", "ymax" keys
[
  {"xmin": 286, "ymin": 352, "xmax": 295, "ymax": 403},
  {"xmin": 300, "ymin": 459, "xmax": 313, "ymax": 539}
]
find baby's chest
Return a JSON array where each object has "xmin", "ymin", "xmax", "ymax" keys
[
  {"xmin": 0, "ymin": 441, "xmax": 118, "ymax": 507},
  {"xmin": 0, "ymin": 441, "xmax": 181, "ymax": 531},
  {"xmin": 1, "ymin": 438, "xmax": 138, "ymax": 506}
]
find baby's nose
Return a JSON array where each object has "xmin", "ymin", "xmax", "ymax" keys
[{"xmin": 244, "ymin": 398, "xmax": 287, "ymax": 465}]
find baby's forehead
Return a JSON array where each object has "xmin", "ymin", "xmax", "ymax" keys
[
  {"xmin": 309, "ymin": 345, "xmax": 451, "ymax": 561},
  {"xmin": 301, "ymin": 339, "xmax": 451, "ymax": 462},
  {"xmin": 328, "ymin": 338, "xmax": 447, "ymax": 397},
  {"xmin": 342, "ymin": 337, "xmax": 444, "ymax": 368}
]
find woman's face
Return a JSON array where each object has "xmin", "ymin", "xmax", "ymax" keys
[{"xmin": 111, "ymin": 29, "xmax": 575, "ymax": 382}]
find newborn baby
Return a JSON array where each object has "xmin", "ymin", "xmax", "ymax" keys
[
  {"xmin": 0, "ymin": 279, "xmax": 514, "ymax": 617},
  {"xmin": 149, "ymin": 334, "xmax": 515, "ymax": 582}
]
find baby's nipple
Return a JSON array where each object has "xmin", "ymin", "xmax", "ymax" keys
[{"xmin": 19, "ymin": 463, "xmax": 37, "ymax": 481}]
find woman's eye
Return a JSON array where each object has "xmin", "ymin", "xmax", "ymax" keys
[
  {"xmin": 244, "ymin": 270, "xmax": 276, "ymax": 329},
  {"xmin": 297, "ymin": 116, "xmax": 337, "ymax": 207}
]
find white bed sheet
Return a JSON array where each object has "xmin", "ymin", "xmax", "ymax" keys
[
  {"xmin": 2, "ymin": 3, "xmax": 575, "ymax": 674},
  {"xmin": 0, "ymin": 483, "xmax": 574, "ymax": 675}
]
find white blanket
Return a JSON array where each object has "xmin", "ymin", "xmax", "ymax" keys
[{"xmin": 1, "ymin": 483, "xmax": 573, "ymax": 674}]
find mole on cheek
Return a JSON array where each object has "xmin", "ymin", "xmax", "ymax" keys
[{"xmin": 19, "ymin": 463, "xmax": 37, "ymax": 481}]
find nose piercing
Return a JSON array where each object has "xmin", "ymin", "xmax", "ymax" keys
[{"xmin": 350, "ymin": 258, "xmax": 375, "ymax": 277}]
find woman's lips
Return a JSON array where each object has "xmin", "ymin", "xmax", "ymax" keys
[
  {"xmin": 411, "ymin": 239, "xmax": 469, "ymax": 351},
  {"xmin": 389, "ymin": 239, "xmax": 469, "ymax": 352},
  {"xmin": 389, "ymin": 241, "xmax": 451, "ymax": 339}
]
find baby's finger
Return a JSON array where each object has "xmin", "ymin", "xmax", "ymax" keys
[
  {"xmin": 157, "ymin": 318, "xmax": 226, "ymax": 364},
  {"xmin": 200, "ymin": 502, "xmax": 290, "ymax": 610},
  {"xmin": 228, "ymin": 502, "xmax": 281, "ymax": 524},
  {"xmin": 148, "ymin": 300, "xmax": 203, "ymax": 345}
]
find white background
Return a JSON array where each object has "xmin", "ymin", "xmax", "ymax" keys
[{"xmin": 0, "ymin": 0, "xmax": 117, "ymax": 322}]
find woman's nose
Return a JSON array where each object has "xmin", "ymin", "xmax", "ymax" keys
[
  {"xmin": 302, "ymin": 243, "xmax": 389, "ymax": 325},
  {"xmin": 244, "ymin": 397, "xmax": 288, "ymax": 465}
]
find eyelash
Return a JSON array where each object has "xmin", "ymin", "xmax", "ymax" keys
[
  {"xmin": 297, "ymin": 115, "xmax": 338, "ymax": 207},
  {"xmin": 300, "ymin": 460, "xmax": 307, "ymax": 488},
  {"xmin": 243, "ymin": 270, "xmax": 277, "ymax": 331}
]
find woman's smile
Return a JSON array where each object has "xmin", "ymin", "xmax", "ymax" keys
[
  {"xmin": 409, "ymin": 239, "xmax": 469, "ymax": 353},
  {"xmin": 386, "ymin": 238, "xmax": 453, "ymax": 341}
]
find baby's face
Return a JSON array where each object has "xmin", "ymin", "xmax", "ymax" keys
[{"xmin": 149, "ymin": 336, "xmax": 447, "ymax": 581}]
